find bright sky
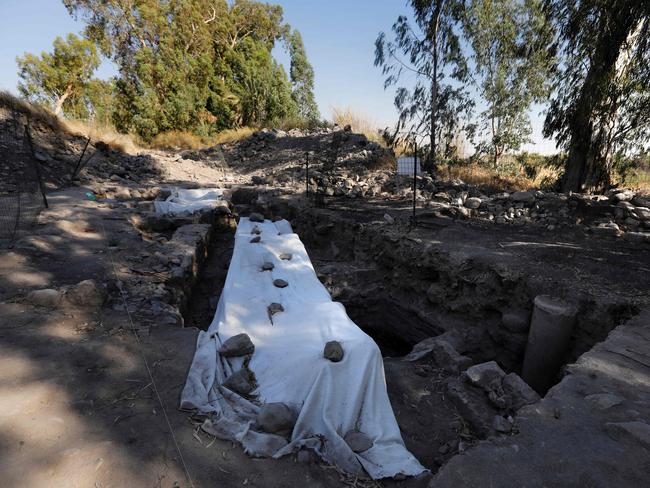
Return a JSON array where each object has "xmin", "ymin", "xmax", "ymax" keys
[{"xmin": 0, "ymin": 0, "xmax": 556, "ymax": 154}]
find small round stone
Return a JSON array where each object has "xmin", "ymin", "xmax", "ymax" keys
[
  {"xmin": 250, "ymin": 236, "xmax": 261, "ymax": 243},
  {"xmin": 268, "ymin": 303, "xmax": 284, "ymax": 314},
  {"xmin": 251, "ymin": 226, "xmax": 261, "ymax": 235},
  {"xmin": 261, "ymin": 262, "xmax": 274, "ymax": 271},
  {"xmin": 273, "ymin": 279, "xmax": 288, "ymax": 288},
  {"xmin": 279, "ymin": 253, "xmax": 292, "ymax": 261},
  {"xmin": 324, "ymin": 341, "xmax": 343, "ymax": 362}
]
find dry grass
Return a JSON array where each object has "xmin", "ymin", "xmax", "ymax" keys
[
  {"xmin": 0, "ymin": 91, "xmax": 140, "ymax": 154},
  {"xmin": 63, "ymin": 118, "xmax": 140, "ymax": 154},
  {"xmin": 150, "ymin": 130, "xmax": 207, "ymax": 150},
  {"xmin": 213, "ymin": 127, "xmax": 256, "ymax": 145},
  {"xmin": 149, "ymin": 127, "xmax": 256, "ymax": 150},
  {"xmin": 331, "ymin": 106, "xmax": 384, "ymax": 144},
  {"xmin": 619, "ymin": 168, "xmax": 650, "ymax": 191},
  {"xmin": 0, "ymin": 90, "xmax": 64, "ymax": 132},
  {"xmin": 437, "ymin": 163, "xmax": 539, "ymax": 191}
]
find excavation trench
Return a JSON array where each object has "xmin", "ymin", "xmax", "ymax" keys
[{"xmin": 179, "ymin": 200, "xmax": 641, "ymax": 473}]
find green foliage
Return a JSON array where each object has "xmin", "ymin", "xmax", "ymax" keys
[
  {"xmin": 543, "ymin": 0, "xmax": 650, "ymax": 191},
  {"xmin": 60, "ymin": 0, "xmax": 318, "ymax": 140},
  {"xmin": 287, "ymin": 30, "xmax": 320, "ymax": 122},
  {"xmin": 375, "ymin": 1, "xmax": 474, "ymax": 166},
  {"xmin": 464, "ymin": 0, "xmax": 552, "ymax": 166},
  {"xmin": 16, "ymin": 33, "xmax": 100, "ymax": 116}
]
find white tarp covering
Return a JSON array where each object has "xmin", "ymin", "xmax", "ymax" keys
[
  {"xmin": 154, "ymin": 188, "xmax": 230, "ymax": 216},
  {"xmin": 181, "ymin": 217, "xmax": 425, "ymax": 479}
]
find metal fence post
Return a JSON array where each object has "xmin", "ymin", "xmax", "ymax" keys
[
  {"xmin": 412, "ymin": 139, "xmax": 417, "ymax": 226},
  {"xmin": 305, "ymin": 151, "xmax": 309, "ymax": 197},
  {"xmin": 24, "ymin": 125, "xmax": 48, "ymax": 209}
]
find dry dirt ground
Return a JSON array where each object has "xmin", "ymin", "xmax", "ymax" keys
[{"xmin": 1, "ymin": 125, "xmax": 650, "ymax": 487}]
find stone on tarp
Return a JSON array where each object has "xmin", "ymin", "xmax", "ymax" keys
[
  {"xmin": 222, "ymin": 368, "xmax": 254, "ymax": 395},
  {"xmin": 249, "ymin": 213, "xmax": 265, "ymax": 223},
  {"xmin": 241, "ymin": 429, "xmax": 289, "ymax": 458},
  {"xmin": 279, "ymin": 253, "xmax": 292, "ymax": 261},
  {"xmin": 28, "ymin": 289, "xmax": 63, "ymax": 308},
  {"xmin": 250, "ymin": 236, "xmax": 261, "ymax": 243},
  {"xmin": 257, "ymin": 403, "xmax": 297, "ymax": 436},
  {"xmin": 251, "ymin": 226, "xmax": 261, "ymax": 235},
  {"xmin": 344, "ymin": 430, "xmax": 373, "ymax": 453},
  {"xmin": 219, "ymin": 333, "xmax": 255, "ymax": 357},
  {"xmin": 66, "ymin": 279, "xmax": 106, "ymax": 308},
  {"xmin": 261, "ymin": 262, "xmax": 275, "ymax": 271},
  {"xmin": 464, "ymin": 361, "xmax": 506, "ymax": 392},
  {"xmin": 268, "ymin": 303, "xmax": 284, "ymax": 315},
  {"xmin": 324, "ymin": 341, "xmax": 344, "ymax": 362},
  {"xmin": 273, "ymin": 279, "xmax": 288, "ymax": 288},
  {"xmin": 502, "ymin": 373, "xmax": 540, "ymax": 410}
]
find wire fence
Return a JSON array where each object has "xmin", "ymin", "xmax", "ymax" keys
[{"xmin": 0, "ymin": 110, "xmax": 47, "ymax": 248}]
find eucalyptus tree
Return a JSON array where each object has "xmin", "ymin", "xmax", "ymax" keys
[
  {"xmin": 287, "ymin": 30, "xmax": 320, "ymax": 122},
  {"xmin": 375, "ymin": 0, "xmax": 472, "ymax": 168},
  {"xmin": 16, "ymin": 33, "xmax": 100, "ymax": 116},
  {"xmin": 464, "ymin": 0, "xmax": 552, "ymax": 167},
  {"xmin": 543, "ymin": 0, "xmax": 650, "ymax": 192}
]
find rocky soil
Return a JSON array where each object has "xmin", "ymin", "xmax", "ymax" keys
[{"xmin": 1, "ymin": 110, "xmax": 650, "ymax": 487}]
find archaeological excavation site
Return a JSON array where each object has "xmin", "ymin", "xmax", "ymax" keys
[{"xmin": 1, "ymin": 95, "xmax": 649, "ymax": 488}]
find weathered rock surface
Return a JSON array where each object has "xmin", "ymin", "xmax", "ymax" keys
[
  {"xmin": 257, "ymin": 403, "xmax": 297, "ymax": 436},
  {"xmin": 219, "ymin": 333, "xmax": 255, "ymax": 357},
  {"xmin": 222, "ymin": 369, "xmax": 255, "ymax": 395},
  {"xmin": 28, "ymin": 288, "xmax": 63, "ymax": 308},
  {"xmin": 343, "ymin": 431, "xmax": 373, "ymax": 453},
  {"xmin": 430, "ymin": 310, "xmax": 650, "ymax": 488},
  {"xmin": 323, "ymin": 341, "xmax": 344, "ymax": 362},
  {"xmin": 66, "ymin": 279, "xmax": 105, "ymax": 308}
]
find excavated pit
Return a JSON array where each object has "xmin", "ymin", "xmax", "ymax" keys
[{"xmin": 179, "ymin": 198, "xmax": 644, "ymax": 474}]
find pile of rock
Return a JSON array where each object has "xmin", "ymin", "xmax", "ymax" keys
[{"xmin": 446, "ymin": 361, "xmax": 540, "ymax": 437}]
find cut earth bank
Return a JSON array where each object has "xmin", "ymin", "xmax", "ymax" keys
[{"xmin": 1, "ymin": 129, "xmax": 649, "ymax": 486}]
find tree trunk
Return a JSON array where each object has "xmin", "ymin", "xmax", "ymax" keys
[
  {"xmin": 429, "ymin": 1, "xmax": 442, "ymax": 174},
  {"xmin": 53, "ymin": 84, "xmax": 73, "ymax": 117},
  {"xmin": 562, "ymin": 4, "xmax": 637, "ymax": 193}
]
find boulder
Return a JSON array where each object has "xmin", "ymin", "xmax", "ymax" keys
[
  {"xmin": 219, "ymin": 333, "xmax": 255, "ymax": 357},
  {"xmin": 257, "ymin": 403, "xmax": 297, "ymax": 436},
  {"xmin": 501, "ymin": 310, "xmax": 532, "ymax": 333},
  {"xmin": 28, "ymin": 289, "xmax": 62, "ymax": 308},
  {"xmin": 222, "ymin": 369, "xmax": 254, "ymax": 395},
  {"xmin": 511, "ymin": 191, "xmax": 535, "ymax": 204},
  {"xmin": 66, "ymin": 279, "xmax": 106, "ymax": 308},
  {"xmin": 249, "ymin": 212, "xmax": 265, "ymax": 222},
  {"xmin": 464, "ymin": 197, "xmax": 482, "ymax": 209},
  {"xmin": 446, "ymin": 380, "xmax": 499, "ymax": 437},
  {"xmin": 324, "ymin": 341, "xmax": 344, "ymax": 362},
  {"xmin": 405, "ymin": 335, "xmax": 472, "ymax": 373},
  {"xmin": 502, "ymin": 373, "xmax": 540, "ymax": 410},
  {"xmin": 344, "ymin": 431, "xmax": 373, "ymax": 453},
  {"xmin": 464, "ymin": 361, "xmax": 506, "ymax": 392}
]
